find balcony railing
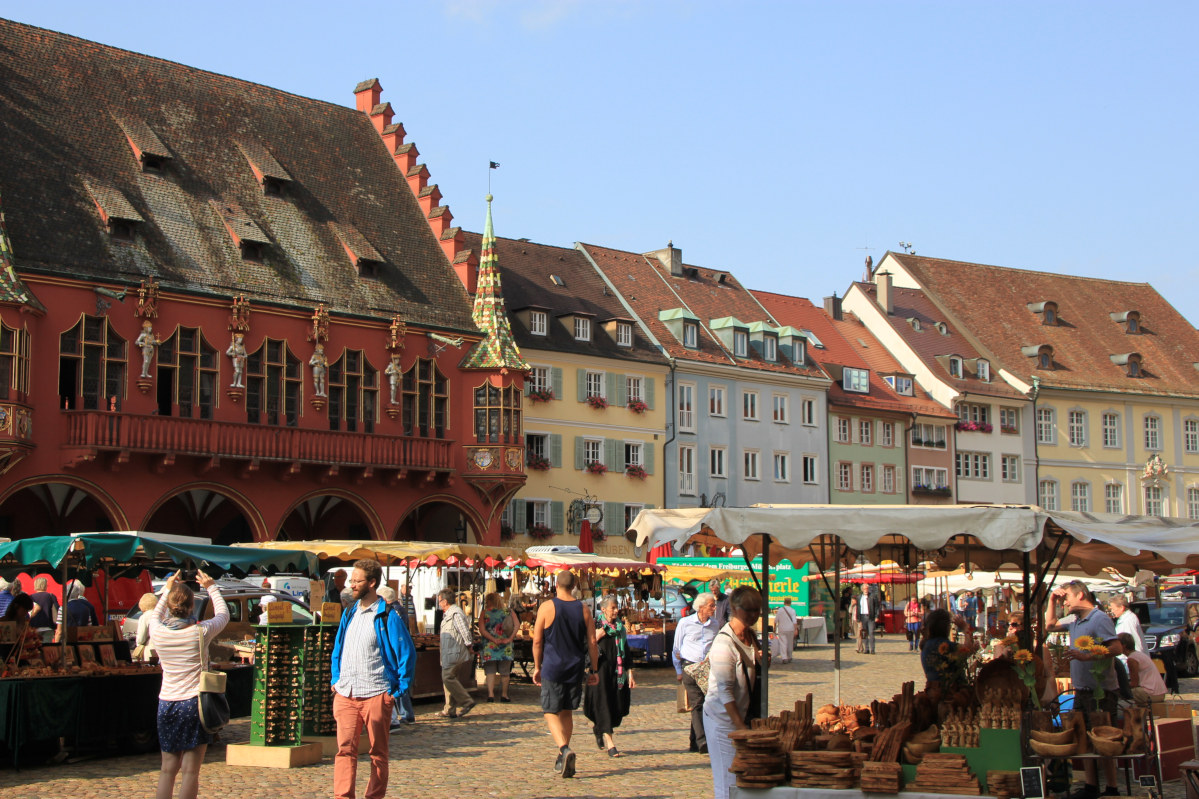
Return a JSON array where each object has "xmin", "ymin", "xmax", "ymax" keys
[{"xmin": 63, "ymin": 411, "xmax": 454, "ymax": 470}]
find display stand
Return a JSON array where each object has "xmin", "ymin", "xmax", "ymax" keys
[
  {"xmin": 301, "ymin": 621, "xmax": 352, "ymax": 756},
  {"xmin": 225, "ymin": 624, "xmax": 322, "ymax": 768}
]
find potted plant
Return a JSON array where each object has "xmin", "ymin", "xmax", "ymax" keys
[
  {"xmin": 528, "ymin": 388, "xmax": 555, "ymax": 403},
  {"xmin": 586, "ymin": 395, "xmax": 608, "ymax": 410},
  {"xmin": 627, "ymin": 399, "xmax": 648, "ymax": 414},
  {"xmin": 625, "ymin": 464, "xmax": 648, "ymax": 480},
  {"xmin": 499, "ymin": 523, "xmax": 515, "ymax": 542},
  {"xmin": 527, "ymin": 454, "xmax": 551, "ymax": 471},
  {"xmin": 585, "ymin": 460, "xmax": 608, "ymax": 475},
  {"xmin": 591, "ymin": 527, "xmax": 607, "ymax": 543},
  {"xmin": 527, "ymin": 523, "xmax": 554, "ymax": 540}
]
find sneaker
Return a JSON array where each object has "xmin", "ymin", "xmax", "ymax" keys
[
  {"xmin": 561, "ymin": 750, "xmax": 576, "ymax": 779},
  {"xmin": 389, "ymin": 721, "xmax": 403, "ymax": 731},
  {"xmin": 458, "ymin": 701, "xmax": 477, "ymax": 717},
  {"xmin": 553, "ymin": 753, "xmax": 565, "ymax": 773}
]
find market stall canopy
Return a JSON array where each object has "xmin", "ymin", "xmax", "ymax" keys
[
  {"xmin": 1043, "ymin": 510, "xmax": 1199, "ymax": 574},
  {"xmin": 522, "ymin": 551, "xmax": 663, "ymax": 575},
  {"xmin": 0, "ymin": 532, "xmax": 318, "ymax": 578},
  {"xmin": 233, "ymin": 540, "xmax": 525, "ymax": 568}
]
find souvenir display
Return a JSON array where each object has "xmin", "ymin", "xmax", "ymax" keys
[
  {"xmin": 301, "ymin": 622, "xmax": 336, "ymax": 737},
  {"xmin": 250, "ymin": 626, "xmax": 306, "ymax": 746}
]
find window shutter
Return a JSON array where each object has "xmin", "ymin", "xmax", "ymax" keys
[
  {"xmin": 644, "ymin": 442, "xmax": 655, "ymax": 474},
  {"xmin": 604, "ymin": 502, "xmax": 623, "ymax": 535},
  {"xmin": 510, "ymin": 499, "xmax": 526, "ymax": 529},
  {"xmin": 574, "ymin": 436, "xmax": 585, "ymax": 470},
  {"xmin": 643, "ymin": 503, "xmax": 655, "ymax": 510},
  {"xmin": 606, "ymin": 372, "xmax": 619, "ymax": 402},
  {"xmin": 645, "ymin": 378, "xmax": 655, "ymax": 410},
  {"xmin": 615, "ymin": 376, "xmax": 627, "ymax": 406},
  {"xmin": 549, "ymin": 433, "xmax": 562, "ymax": 468},
  {"xmin": 551, "ymin": 501, "xmax": 565, "ymax": 535},
  {"xmin": 524, "ymin": 377, "xmax": 532, "ymax": 396},
  {"xmin": 552, "ymin": 367, "xmax": 563, "ymax": 400},
  {"xmin": 605, "ymin": 438, "xmax": 620, "ymax": 471},
  {"xmin": 577, "ymin": 368, "xmax": 588, "ymax": 401}
]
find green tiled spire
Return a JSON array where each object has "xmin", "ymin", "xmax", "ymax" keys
[
  {"xmin": 462, "ymin": 194, "xmax": 527, "ymax": 370},
  {"xmin": 0, "ymin": 193, "xmax": 44, "ymax": 311}
]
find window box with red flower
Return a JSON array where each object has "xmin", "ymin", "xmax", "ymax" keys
[
  {"xmin": 584, "ymin": 461, "xmax": 607, "ymax": 475},
  {"xmin": 625, "ymin": 464, "xmax": 648, "ymax": 480},
  {"xmin": 527, "ymin": 454, "xmax": 551, "ymax": 471},
  {"xmin": 499, "ymin": 523, "xmax": 515, "ymax": 541},
  {"xmin": 590, "ymin": 527, "xmax": 607, "ymax": 543},
  {"xmin": 954, "ymin": 420, "xmax": 993, "ymax": 433},
  {"xmin": 585, "ymin": 395, "xmax": 608, "ymax": 410},
  {"xmin": 528, "ymin": 388, "xmax": 555, "ymax": 403},
  {"xmin": 627, "ymin": 399, "xmax": 648, "ymax": 414},
  {"xmin": 527, "ymin": 523, "xmax": 554, "ymax": 540}
]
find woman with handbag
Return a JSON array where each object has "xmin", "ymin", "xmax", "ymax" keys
[
  {"xmin": 148, "ymin": 569, "xmax": 229, "ymax": 799},
  {"xmin": 703, "ymin": 585, "xmax": 763, "ymax": 799},
  {"xmin": 478, "ymin": 591, "xmax": 517, "ymax": 702},
  {"xmin": 584, "ymin": 595, "xmax": 636, "ymax": 756}
]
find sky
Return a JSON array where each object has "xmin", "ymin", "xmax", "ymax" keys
[{"xmin": 4, "ymin": 1, "xmax": 1197, "ymax": 326}]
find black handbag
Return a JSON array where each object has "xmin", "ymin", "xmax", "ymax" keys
[{"xmin": 196, "ymin": 626, "xmax": 230, "ymax": 734}]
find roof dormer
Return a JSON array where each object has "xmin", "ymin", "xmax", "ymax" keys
[
  {"xmin": 211, "ymin": 200, "xmax": 271, "ymax": 262},
  {"xmin": 559, "ymin": 311, "xmax": 595, "ymax": 342},
  {"xmin": 1110, "ymin": 352, "xmax": 1144, "ymax": 378},
  {"xmin": 747, "ymin": 321, "xmax": 780, "ymax": 362},
  {"xmin": 331, "ymin": 222, "xmax": 383, "ymax": 277},
  {"xmin": 658, "ymin": 307, "xmax": 700, "ymax": 350},
  {"xmin": 601, "ymin": 317, "xmax": 636, "ymax": 348},
  {"xmin": 115, "ymin": 117, "xmax": 173, "ymax": 174},
  {"xmin": 1110, "ymin": 310, "xmax": 1142, "ymax": 334},
  {"xmin": 883, "ymin": 372, "xmax": 915, "ymax": 396},
  {"xmin": 777, "ymin": 326, "xmax": 807, "ymax": 366},
  {"xmin": 1022, "ymin": 343, "xmax": 1055, "ymax": 370},
  {"xmin": 709, "ymin": 316, "xmax": 749, "ymax": 358},
  {"xmin": 1027, "ymin": 300, "xmax": 1059, "ymax": 326},
  {"xmin": 237, "ymin": 141, "xmax": 293, "ymax": 197},
  {"xmin": 82, "ymin": 178, "xmax": 143, "ymax": 241}
]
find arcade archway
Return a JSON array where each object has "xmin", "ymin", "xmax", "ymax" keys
[
  {"xmin": 394, "ymin": 498, "xmax": 482, "ymax": 544},
  {"xmin": 278, "ymin": 491, "xmax": 381, "ymax": 541},
  {"xmin": 142, "ymin": 485, "xmax": 264, "ymax": 544},
  {"xmin": 0, "ymin": 477, "xmax": 124, "ymax": 538}
]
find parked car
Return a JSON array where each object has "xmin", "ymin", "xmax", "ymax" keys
[
  {"xmin": 1131, "ymin": 600, "xmax": 1199, "ymax": 676},
  {"xmin": 121, "ymin": 578, "xmax": 313, "ymax": 644}
]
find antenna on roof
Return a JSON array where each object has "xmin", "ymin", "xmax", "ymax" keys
[{"xmin": 899, "ymin": 241, "xmax": 915, "ymax": 254}]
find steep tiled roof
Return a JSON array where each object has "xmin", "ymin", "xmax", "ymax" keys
[
  {"xmin": 463, "ymin": 233, "xmax": 666, "ymax": 365},
  {"xmin": 753, "ymin": 291, "xmax": 954, "ymax": 418},
  {"xmin": 854, "ymin": 280, "xmax": 1025, "ymax": 401},
  {"xmin": 0, "ymin": 19, "xmax": 475, "ymax": 331},
  {"xmin": 580, "ymin": 243, "xmax": 827, "ymax": 380},
  {"xmin": 890, "ymin": 253, "xmax": 1199, "ymax": 398},
  {"xmin": 0, "ymin": 193, "xmax": 43, "ymax": 311}
]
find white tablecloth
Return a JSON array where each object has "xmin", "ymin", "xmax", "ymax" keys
[{"xmin": 798, "ymin": 616, "xmax": 828, "ymax": 645}]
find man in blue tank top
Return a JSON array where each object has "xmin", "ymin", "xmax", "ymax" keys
[{"xmin": 532, "ymin": 571, "xmax": 599, "ymax": 779}]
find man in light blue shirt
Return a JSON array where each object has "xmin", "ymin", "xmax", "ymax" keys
[{"xmin": 673, "ymin": 592, "xmax": 718, "ymax": 754}]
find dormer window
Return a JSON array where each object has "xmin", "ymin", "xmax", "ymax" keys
[
  {"xmin": 948, "ymin": 357, "xmax": 963, "ymax": 378},
  {"xmin": 1128, "ymin": 317, "xmax": 1139, "ymax": 334},
  {"xmin": 240, "ymin": 241, "xmax": 265, "ymax": 262},
  {"xmin": 1028, "ymin": 301, "xmax": 1059, "ymax": 326},
  {"xmin": 141, "ymin": 153, "xmax": 168, "ymax": 174},
  {"xmin": 1129, "ymin": 359, "xmax": 1141, "ymax": 377},
  {"xmin": 115, "ymin": 117, "xmax": 173, "ymax": 175},
  {"xmin": 936, "ymin": 322, "xmax": 949, "ymax": 336},
  {"xmin": 331, "ymin": 222, "xmax": 383, "ymax": 278},
  {"xmin": 1110, "ymin": 310, "xmax": 1141, "ymax": 334},
  {"xmin": 1022, "ymin": 344, "xmax": 1055, "ymax": 370},
  {"xmin": 734, "ymin": 330, "xmax": 748, "ymax": 358},
  {"xmin": 907, "ymin": 318, "xmax": 922, "ymax": 332},
  {"xmin": 574, "ymin": 317, "xmax": 591, "ymax": 341},
  {"xmin": 762, "ymin": 336, "xmax": 777, "ymax": 362},
  {"xmin": 212, "ymin": 200, "xmax": 271, "ymax": 263},
  {"xmin": 843, "ymin": 367, "xmax": 869, "ymax": 393},
  {"xmin": 109, "ymin": 219, "xmax": 136, "ymax": 241},
  {"xmin": 793, "ymin": 340, "xmax": 805, "ymax": 365},
  {"xmin": 238, "ymin": 141, "xmax": 293, "ymax": 198},
  {"xmin": 83, "ymin": 179, "xmax": 143, "ymax": 242},
  {"xmin": 885, "ymin": 375, "xmax": 914, "ymax": 396},
  {"xmin": 977, "ymin": 359, "xmax": 990, "ymax": 382},
  {"xmin": 530, "ymin": 311, "xmax": 547, "ymax": 336},
  {"xmin": 1110, "ymin": 352, "xmax": 1143, "ymax": 378},
  {"xmin": 616, "ymin": 322, "xmax": 633, "ymax": 347},
  {"xmin": 683, "ymin": 322, "xmax": 698, "ymax": 349}
]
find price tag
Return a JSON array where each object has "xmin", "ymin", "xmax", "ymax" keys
[{"xmin": 266, "ymin": 602, "xmax": 293, "ymax": 624}]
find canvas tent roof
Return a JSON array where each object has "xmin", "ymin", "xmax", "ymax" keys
[{"xmin": 232, "ymin": 540, "xmax": 525, "ymax": 568}]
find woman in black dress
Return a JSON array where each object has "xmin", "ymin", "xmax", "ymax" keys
[{"xmin": 584, "ymin": 595, "xmax": 635, "ymax": 757}]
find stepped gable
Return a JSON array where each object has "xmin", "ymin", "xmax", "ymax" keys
[
  {"xmin": 891, "ymin": 253, "xmax": 1199, "ymax": 398},
  {"xmin": 0, "ymin": 19, "xmax": 474, "ymax": 331},
  {"xmin": 754, "ymin": 290, "xmax": 954, "ymax": 418},
  {"xmin": 463, "ymin": 232, "xmax": 666, "ymax": 365},
  {"xmin": 854, "ymin": 280, "xmax": 1025, "ymax": 400},
  {"xmin": 580, "ymin": 242, "xmax": 825, "ymax": 378}
]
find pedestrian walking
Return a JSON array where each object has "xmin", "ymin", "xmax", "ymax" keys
[
  {"xmin": 703, "ymin": 586, "xmax": 763, "ymax": 799},
  {"xmin": 29, "ymin": 577, "xmax": 59, "ymax": 641},
  {"xmin": 148, "ymin": 570, "xmax": 229, "ymax": 799},
  {"xmin": 709, "ymin": 578, "xmax": 730, "ymax": 628},
  {"xmin": 478, "ymin": 591, "xmax": 517, "ymax": 702},
  {"xmin": 330, "ymin": 558, "xmax": 416, "ymax": 799},
  {"xmin": 838, "ymin": 586, "xmax": 853, "ymax": 640},
  {"xmin": 532, "ymin": 570, "xmax": 599, "ymax": 779},
  {"xmin": 584, "ymin": 595, "xmax": 635, "ymax": 757},
  {"xmin": 858, "ymin": 585, "xmax": 880, "ymax": 654},
  {"xmin": 773, "ymin": 597, "xmax": 798, "ymax": 663},
  {"xmin": 436, "ymin": 588, "xmax": 476, "ymax": 719},
  {"xmin": 903, "ymin": 596, "xmax": 924, "ymax": 652},
  {"xmin": 672, "ymin": 591, "xmax": 719, "ymax": 753}
]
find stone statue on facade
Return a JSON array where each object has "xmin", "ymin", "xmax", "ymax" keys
[
  {"xmin": 227, "ymin": 333, "xmax": 247, "ymax": 388},
  {"xmin": 385, "ymin": 354, "xmax": 402, "ymax": 405},
  {"xmin": 310, "ymin": 343, "xmax": 328, "ymax": 397},
  {"xmin": 135, "ymin": 321, "xmax": 160, "ymax": 379}
]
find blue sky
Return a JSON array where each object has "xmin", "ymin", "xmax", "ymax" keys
[{"xmin": 4, "ymin": 1, "xmax": 1197, "ymax": 325}]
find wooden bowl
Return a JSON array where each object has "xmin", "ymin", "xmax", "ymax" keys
[
  {"xmin": 1091, "ymin": 725, "xmax": 1124, "ymax": 740},
  {"xmin": 1029, "ymin": 729, "xmax": 1076, "ymax": 745},
  {"xmin": 1029, "ymin": 739, "xmax": 1078, "ymax": 757},
  {"xmin": 1088, "ymin": 731, "xmax": 1127, "ymax": 756},
  {"xmin": 904, "ymin": 739, "xmax": 942, "ymax": 756}
]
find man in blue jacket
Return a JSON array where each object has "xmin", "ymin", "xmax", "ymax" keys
[{"xmin": 330, "ymin": 558, "xmax": 416, "ymax": 799}]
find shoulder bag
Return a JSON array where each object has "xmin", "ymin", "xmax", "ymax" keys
[
  {"xmin": 682, "ymin": 628, "xmax": 732, "ymax": 687},
  {"xmin": 197, "ymin": 625, "xmax": 230, "ymax": 734}
]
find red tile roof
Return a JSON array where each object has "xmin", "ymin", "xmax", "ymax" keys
[
  {"xmin": 580, "ymin": 243, "xmax": 827, "ymax": 380},
  {"xmin": 890, "ymin": 253, "xmax": 1199, "ymax": 398}
]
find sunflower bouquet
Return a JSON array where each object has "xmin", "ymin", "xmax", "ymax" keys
[
  {"xmin": 1072, "ymin": 635, "xmax": 1114, "ymax": 701},
  {"xmin": 1011, "ymin": 648, "xmax": 1042, "ymax": 709}
]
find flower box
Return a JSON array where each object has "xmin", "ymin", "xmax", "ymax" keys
[
  {"xmin": 627, "ymin": 399, "xmax": 648, "ymax": 414},
  {"xmin": 625, "ymin": 464, "xmax": 647, "ymax": 480},
  {"xmin": 912, "ymin": 485, "xmax": 953, "ymax": 497},
  {"xmin": 585, "ymin": 395, "xmax": 608, "ymax": 410},
  {"xmin": 499, "ymin": 523, "xmax": 515, "ymax": 542},
  {"xmin": 527, "ymin": 454, "xmax": 551, "ymax": 471},
  {"xmin": 954, "ymin": 420, "xmax": 994, "ymax": 433},
  {"xmin": 591, "ymin": 527, "xmax": 607, "ymax": 543},
  {"xmin": 1000, "ymin": 425, "xmax": 1018, "ymax": 434},
  {"xmin": 527, "ymin": 523, "xmax": 554, "ymax": 540},
  {"xmin": 584, "ymin": 461, "xmax": 608, "ymax": 475},
  {"xmin": 528, "ymin": 388, "xmax": 555, "ymax": 403}
]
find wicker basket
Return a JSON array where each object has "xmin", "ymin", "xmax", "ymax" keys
[
  {"xmin": 1029, "ymin": 739, "xmax": 1078, "ymax": 757},
  {"xmin": 1088, "ymin": 731, "xmax": 1127, "ymax": 756},
  {"xmin": 1029, "ymin": 729, "xmax": 1076, "ymax": 745}
]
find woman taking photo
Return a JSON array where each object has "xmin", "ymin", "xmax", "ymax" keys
[
  {"xmin": 478, "ymin": 591, "xmax": 517, "ymax": 702},
  {"xmin": 703, "ymin": 585, "xmax": 763, "ymax": 799},
  {"xmin": 148, "ymin": 570, "xmax": 229, "ymax": 799},
  {"xmin": 584, "ymin": 594, "xmax": 635, "ymax": 757}
]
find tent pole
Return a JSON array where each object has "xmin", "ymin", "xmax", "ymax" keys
[
  {"xmin": 1022, "ymin": 550, "xmax": 1032, "ymax": 652},
  {"xmin": 761, "ymin": 534, "xmax": 770, "ymax": 719},
  {"xmin": 833, "ymin": 537, "xmax": 841, "ymax": 706}
]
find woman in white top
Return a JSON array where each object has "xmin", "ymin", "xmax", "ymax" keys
[
  {"xmin": 147, "ymin": 570, "xmax": 229, "ymax": 799},
  {"xmin": 702, "ymin": 585, "xmax": 763, "ymax": 799}
]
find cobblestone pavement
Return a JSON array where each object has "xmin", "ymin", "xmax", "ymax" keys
[{"xmin": 2, "ymin": 634, "xmax": 1194, "ymax": 798}]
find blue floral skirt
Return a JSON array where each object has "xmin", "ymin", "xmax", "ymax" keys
[{"xmin": 158, "ymin": 696, "xmax": 213, "ymax": 752}]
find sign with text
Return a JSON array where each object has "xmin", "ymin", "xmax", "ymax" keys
[{"xmin": 658, "ymin": 557, "xmax": 811, "ymax": 615}]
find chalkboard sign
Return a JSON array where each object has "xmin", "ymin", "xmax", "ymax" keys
[{"xmin": 1020, "ymin": 766, "xmax": 1045, "ymax": 798}]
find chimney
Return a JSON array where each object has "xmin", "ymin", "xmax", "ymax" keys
[
  {"xmin": 877, "ymin": 270, "xmax": 893, "ymax": 315},
  {"xmin": 354, "ymin": 78, "xmax": 382, "ymax": 113},
  {"xmin": 823, "ymin": 293, "xmax": 843, "ymax": 321},
  {"xmin": 652, "ymin": 240, "xmax": 684, "ymax": 277}
]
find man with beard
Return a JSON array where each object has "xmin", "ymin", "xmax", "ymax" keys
[{"xmin": 330, "ymin": 559, "xmax": 415, "ymax": 799}]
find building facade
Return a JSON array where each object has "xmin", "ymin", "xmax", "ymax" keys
[{"xmin": 0, "ymin": 21, "xmax": 526, "ymax": 544}]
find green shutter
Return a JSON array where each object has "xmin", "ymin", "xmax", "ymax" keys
[
  {"xmin": 510, "ymin": 499, "xmax": 527, "ymax": 530},
  {"xmin": 643, "ymin": 503, "xmax": 655, "ymax": 510},
  {"xmin": 615, "ymin": 375, "xmax": 628, "ymax": 406},
  {"xmin": 644, "ymin": 442, "xmax": 655, "ymax": 474},
  {"xmin": 605, "ymin": 502, "xmax": 623, "ymax": 535},
  {"xmin": 524, "ymin": 377, "xmax": 532, "ymax": 396},
  {"xmin": 645, "ymin": 378, "xmax": 655, "ymax": 410},
  {"xmin": 606, "ymin": 372, "xmax": 620, "ymax": 404},
  {"xmin": 551, "ymin": 501, "xmax": 565, "ymax": 535},
  {"xmin": 605, "ymin": 438, "xmax": 621, "ymax": 471},
  {"xmin": 574, "ymin": 436, "xmax": 585, "ymax": 470},
  {"xmin": 576, "ymin": 368, "xmax": 587, "ymax": 401},
  {"xmin": 552, "ymin": 367, "xmax": 563, "ymax": 400},
  {"xmin": 549, "ymin": 433, "xmax": 562, "ymax": 468}
]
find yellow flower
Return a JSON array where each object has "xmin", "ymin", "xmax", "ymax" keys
[
  {"xmin": 1013, "ymin": 649, "xmax": 1034, "ymax": 663},
  {"xmin": 1073, "ymin": 635, "xmax": 1094, "ymax": 649},
  {"xmin": 1002, "ymin": 636, "xmax": 1019, "ymax": 648},
  {"xmin": 938, "ymin": 642, "xmax": 950, "ymax": 655},
  {"xmin": 1089, "ymin": 644, "xmax": 1110, "ymax": 657}
]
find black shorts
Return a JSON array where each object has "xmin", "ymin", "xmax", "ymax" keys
[{"xmin": 540, "ymin": 679, "xmax": 583, "ymax": 713}]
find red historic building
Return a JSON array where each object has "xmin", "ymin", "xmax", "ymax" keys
[{"xmin": 0, "ymin": 20, "xmax": 526, "ymax": 544}]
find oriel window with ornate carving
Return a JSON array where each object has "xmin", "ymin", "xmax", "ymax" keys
[
  {"xmin": 401, "ymin": 358, "xmax": 448, "ymax": 437},
  {"xmin": 246, "ymin": 338, "xmax": 300, "ymax": 427},
  {"xmin": 59, "ymin": 315, "xmax": 126, "ymax": 411},
  {"xmin": 155, "ymin": 326, "xmax": 217, "ymax": 419},
  {"xmin": 0, "ymin": 321, "xmax": 30, "ymax": 400},
  {"xmin": 473, "ymin": 381, "xmax": 521, "ymax": 445},
  {"xmin": 327, "ymin": 349, "xmax": 377, "ymax": 433}
]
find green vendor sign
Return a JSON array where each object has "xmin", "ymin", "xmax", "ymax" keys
[{"xmin": 658, "ymin": 557, "xmax": 811, "ymax": 615}]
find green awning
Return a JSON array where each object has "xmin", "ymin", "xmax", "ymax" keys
[{"xmin": 0, "ymin": 533, "xmax": 318, "ymax": 578}]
